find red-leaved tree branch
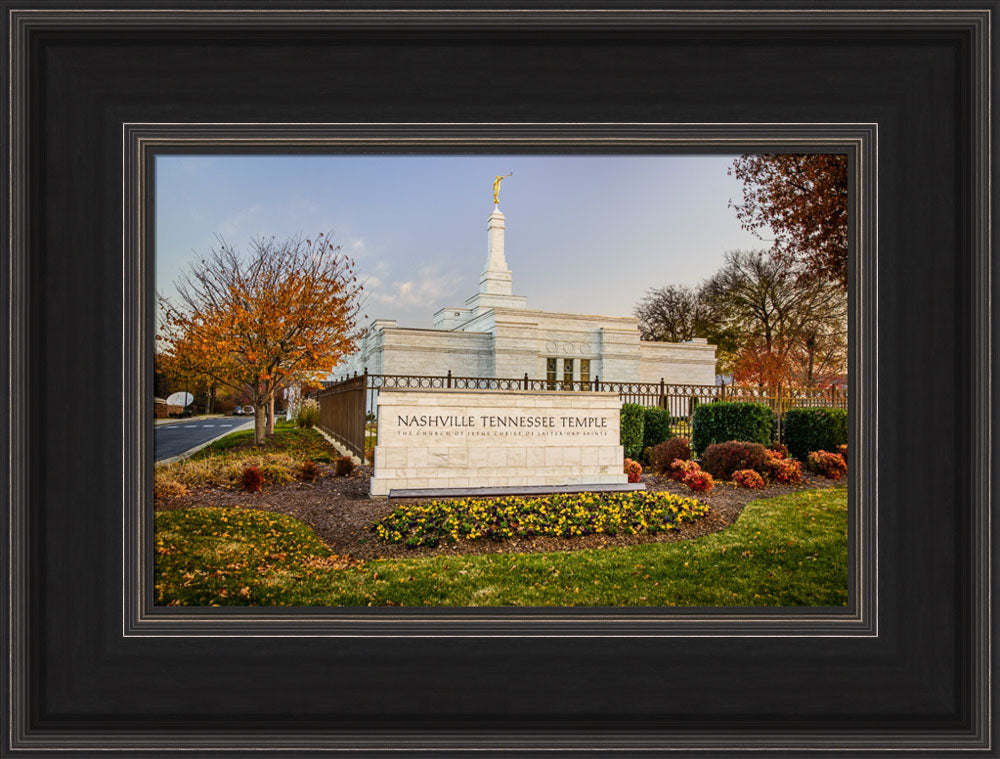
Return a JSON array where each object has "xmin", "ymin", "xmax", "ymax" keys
[{"xmin": 729, "ymin": 154, "xmax": 848, "ymax": 290}]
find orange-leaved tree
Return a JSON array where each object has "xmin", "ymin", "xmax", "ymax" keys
[
  {"xmin": 159, "ymin": 233, "xmax": 364, "ymax": 444},
  {"xmin": 730, "ymin": 337, "xmax": 796, "ymax": 390},
  {"xmin": 155, "ymin": 326, "xmax": 235, "ymax": 414}
]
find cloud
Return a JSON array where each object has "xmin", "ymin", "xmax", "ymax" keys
[{"xmin": 367, "ymin": 264, "xmax": 462, "ymax": 308}]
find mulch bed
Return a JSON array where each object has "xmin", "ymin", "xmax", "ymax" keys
[{"xmin": 155, "ymin": 466, "xmax": 842, "ymax": 561}]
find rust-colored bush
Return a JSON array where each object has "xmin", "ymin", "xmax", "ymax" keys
[
  {"xmin": 241, "ymin": 465, "xmax": 264, "ymax": 493},
  {"xmin": 623, "ymin": 458, "xmax": 643, "ymax": 483},
  {"xmin": 765, "ymin": 454, "xmax": 803, "ymax": 484},
  {"xmin": 733, "ymin": 469, "xmax": 765, "ymax": 489},
  {"xmin": 767, "ymin": 442, "xmax": 789, "ymax": 459},
  {"xmin": 807, "ymin": 450, "xmax": 847, "ymax": 480},
  {"xmin": 299, "ymin": 460, "xmax": 321, "ymax": 482},
  {"xmin": 335, "ymin": 456, "xmax": 355, "ymax": 477},
  {"xmin": 651, "ymin": 437, "xmax": 691, "ymax": 473},
  {"xmin": 684, "ymin": 469, "xmax": 714, "ymax": 494},
  {"xmin": 669, "ymin": 458, "xmax": 700, "ymax": 483},
  {"xmin": 701, "ymin": 440, "xmax": 769, "ymax": 480}
]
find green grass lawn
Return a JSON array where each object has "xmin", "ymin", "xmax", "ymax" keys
[
  {"xmin": 154, "ymin": 487, "xmax": 847, "ymax": 607},
  {"xmin": 154, "ymin": 419, "xmax": 341, "ymax": 497},
  {"xmin": 189, "ymin": 418, "xmax": 336, "ymax": 462}
]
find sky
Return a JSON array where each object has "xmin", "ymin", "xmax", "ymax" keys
[{"xmin": 155, "ymin": 155, "xmax": 771, "ymax": 328}]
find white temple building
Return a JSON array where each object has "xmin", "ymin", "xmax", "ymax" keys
[{"xmin": 332, "ymin": 203, "xmax": 717, "ymax": 386}]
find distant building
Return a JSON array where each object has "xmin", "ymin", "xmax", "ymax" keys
[
  {"xmin": 817, "ymin": 374, "xmax": 848, "ymax": 391},
  {"xmin": 333, "ymin": 203, "xmax": 716, "ymax": 386}
]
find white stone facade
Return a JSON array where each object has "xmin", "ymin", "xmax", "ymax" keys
[
  {"xmin": 370, "ymin": 389, "xmax": 627, "ymax": 496},
  {"xmin": 334, "ymin": 205, "xmax": 716, "ymax": 386}
]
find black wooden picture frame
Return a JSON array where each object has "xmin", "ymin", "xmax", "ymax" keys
[
  {"xmin": 126, "ymin": 122, "xmax": 874, "ymax": 636},
  {"xmin": 3, "ymin": 3, "xmax": 995, "ymax": 756}
]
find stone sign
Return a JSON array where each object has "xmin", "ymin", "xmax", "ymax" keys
[{"xmin": 370, "ymin": 389, "xmax": 628, "ymax": 496}]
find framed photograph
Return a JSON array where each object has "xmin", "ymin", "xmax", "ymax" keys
[
  {"xmin": 147, "ymin": 146, "xmax": 857, "ymax": 614},
  {"xmin": 4, "ymin": 3, "xmax": 994, "ymax": 756}
]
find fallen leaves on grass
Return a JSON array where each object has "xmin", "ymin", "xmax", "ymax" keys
[{"xmin": 303, "ymin": 554, "xmax": 365, "ymax": 571}]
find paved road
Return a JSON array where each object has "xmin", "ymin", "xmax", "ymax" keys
[{"xmin": 154, "ymin": 418, "xmax": 253, "ymax": 461}]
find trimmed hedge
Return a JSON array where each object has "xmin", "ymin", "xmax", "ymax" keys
[
  {"xmin": 783, "ymin": 408, "xmax": 848, "ymax": 461},
  {"xmin": 642, "ymin": 407, "xmax": 673, "ymax": 450},
  {"xmin": 620, "ymin": 403, "xmax": 645, "ymax": 460},
  {"xmin": 691, "ymin": 401, "xmax": 772, "ymax": 454}
]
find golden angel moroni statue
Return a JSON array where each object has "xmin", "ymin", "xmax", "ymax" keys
[{"xmin": 492, "ymin": 172, "xmax": 513, "ymax": 205}]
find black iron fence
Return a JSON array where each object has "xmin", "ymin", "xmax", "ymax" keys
[
  {"xmin": 315, "ymin": 373, "xmax": 367, "ymax": 458},
  {"xmin": 316, "ymin": 370, "xmax": 847, "ymax": 457}
]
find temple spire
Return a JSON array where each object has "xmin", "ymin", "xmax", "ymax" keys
[{"xmin": 480, "ymin": 205, "xmax": 512, "ymax": 295}]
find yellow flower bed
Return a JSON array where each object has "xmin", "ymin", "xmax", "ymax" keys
[{"xmin": 374, "ymin": 491, "xmax": 709, "ymax": 548}]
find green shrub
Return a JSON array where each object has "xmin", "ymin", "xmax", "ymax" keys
[
  {"xmin": 642, "ymin": 407, "xmax": 672, "ymax": 450},
  {"xmin": 619, "ymin": 403, "xmax": 645, "ymax": 460},
  {"xmin": 700, "ymin": 440, "xmax": 769, "ymax": 480},
  {"xmin": 691, "ymin": 401, "xmax": 772, "ymax": 454},
  {"xmin": 783, "ymin": 408, "xmax": 848, "ymax": 461}
]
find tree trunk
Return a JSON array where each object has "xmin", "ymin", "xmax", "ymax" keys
[
  {"xmin": 804, "ymin": 333, "xmax": 817, "ymax": 388},
  {"xmin": 254, "ymin": 402, "xmax": 267, "ymax": 444},
  {"xmin": 266, "ymin": 394, "xmax": 276, "ymax": 436}
]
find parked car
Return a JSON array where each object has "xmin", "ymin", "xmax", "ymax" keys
[
  {"xmin": 243, "ymin": 405, "xmax": 255, "ymax": 415},
  {"xmin": 233, "ymin": 406, "xmax": 245, "ymax": 415}
]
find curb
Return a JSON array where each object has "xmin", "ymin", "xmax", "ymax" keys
[
  {"xmin": 155, "ymin": 420, "xmax": 254, "ymax": 467},
  {"xmin": 313, "ymin": 425, "xmax": 362, "ymax": 466},
  {"xmin": 154, "ymin": 414, "xmax": 230, "ymax": 427}
]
